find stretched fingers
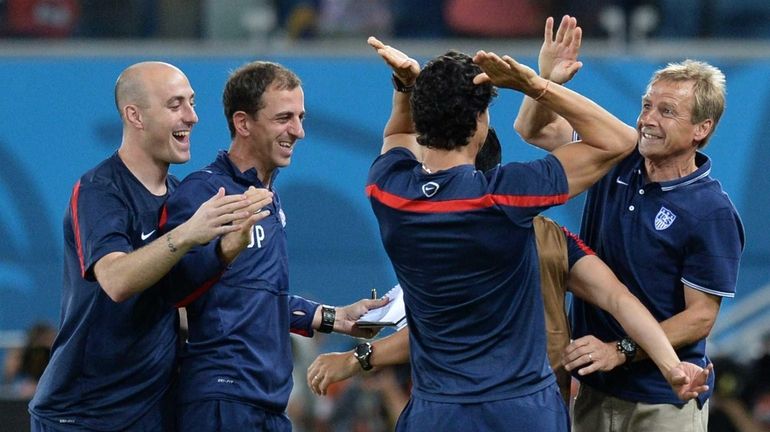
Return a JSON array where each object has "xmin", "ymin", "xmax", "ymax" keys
[
  {"xmin": 543, "ymin": 16, "xmax": 555, "ymax": 45},
  {"xmin": 572, "ymin": 25, "xmax": 583, "ymax": 52},
  {"xmin": 554, "ymin": 15, "xmax": 571, "ymax": 44}
]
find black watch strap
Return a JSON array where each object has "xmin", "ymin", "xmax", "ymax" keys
[
  {"xmin": 318, "ymin": 306, "xmax": 335, "ymax": 333},
  {"xmin": 355, "ymin": 342, "xmax": 374, "ymax": 371},
  {"xmin": 391, "ymin": 74, "xmax": 414, "ymax": 93}
]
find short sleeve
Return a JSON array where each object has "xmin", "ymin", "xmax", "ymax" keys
[
  {"xmin": 681, "ymin": 207, "xmax": 745, "ymax": 297},
  {"xmin": 493, "ymin": 154, "xmax": 570, "ymax": 225},
  {"xmin": 74, "ymin": 182, "xmax": 132, "ymax": 280},
  {"xmin": 367, "ymin": 147, "xmax": 417, "ymax": 185},
  {"xmin": 562, "ymin": 227, "xmax": 595, "ymax": 270}
]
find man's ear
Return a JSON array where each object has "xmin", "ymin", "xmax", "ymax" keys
[
  {"xmin": 693, "ymin": 118, "xmax": 713, "ymax": 144},
  {"xmin": 233, "ymin": 111, "xmax": 250, "ymax": 137},
  {"xmin": 125, "ymin": 105, "xmax": 143, "ymax": 129}
]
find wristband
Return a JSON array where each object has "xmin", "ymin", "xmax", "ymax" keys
[
  {"xmin": 391, "ymin": 74, "xmax": 414, "ymax": 93},
  {"xmin": 318, "ymin": 306, "xmax": 335, "ymax": 333}
]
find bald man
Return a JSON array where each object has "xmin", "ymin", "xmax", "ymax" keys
[{"xmin": 28, "ymin": 62, "xmax": 272, "ymax": 432}]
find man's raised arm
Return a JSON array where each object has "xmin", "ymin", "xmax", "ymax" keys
[
  {"xmin": 367, "ymin": 36, "xmax": 421, "ymax": 156},
  {"xmin": 473, "ymin": 51, "xmax": 636, "ymax": 198},
  {"xmin": 514, "ymin": 15, "xmax": 583, "ymax": 151}
]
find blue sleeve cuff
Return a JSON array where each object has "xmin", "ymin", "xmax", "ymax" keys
[{"xmin": 289, "ymin": 296, "xmax": 320, "ymax": 337}]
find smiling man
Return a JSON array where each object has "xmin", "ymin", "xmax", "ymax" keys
[
  {"xmin": 162, "ymin": 61, "xmax": 387, "ymax": 432},
  {"xmin": 29, "ymin": 62, "xmax": 272, "ymax": 432},
  {"xmin": 515, "ymin": 52, "xmax": 745, "ymax": 431}
]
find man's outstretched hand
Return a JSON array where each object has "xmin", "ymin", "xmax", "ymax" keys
[
  {"xmin": 367, "ymin": 36, "xmax": 420, "ymax": 87},
  {"xmin": 667, "ymin": 362, "xmax": 713, "ymax": 400}
]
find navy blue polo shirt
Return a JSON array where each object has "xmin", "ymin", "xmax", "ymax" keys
[
  {"xmin": 30, "ymin": 153, "xmax": 185, "ymax": 430},
  {"xmin": 367, "ymin": 147, "xmax": 569, "ymax": 403},
  {"xmin": 164, "ymin": 150, "xmax": 318, "ymax": 414},
  {"xmin": 571, "ymin": 148, "xmax": 745, "ymax": 406}
]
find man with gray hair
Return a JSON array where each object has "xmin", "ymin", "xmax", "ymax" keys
[{"xmin": 515, "ymin": 16, "xmax": 745, "ymax": 431}]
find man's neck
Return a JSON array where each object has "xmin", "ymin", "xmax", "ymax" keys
[
  {"xmin": 644, "ymin": 152, "xmax": 698, "ymax": 183},
  {"xmin": 228, "ymin": 142, "xmax": 273, "ymax": 188},
  {"xmin": 421, "ymin": 146, "xmax": 475, "ymax": 174},
  {"xmin": 117, "ymin": 146, "xmax": 169, "ymax": 196}
]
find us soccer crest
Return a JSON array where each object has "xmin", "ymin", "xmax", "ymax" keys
[
  {"xmin": 421, "ymin": 181, "xmax": 439, "ymax": 198},
  {"xmin": 654, "ymin": 206, "xmax": 676, "ymax": 230}
]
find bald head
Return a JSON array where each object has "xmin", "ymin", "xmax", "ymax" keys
[{"xmin": 114, "ymin": 61, "xmax": 187, "ymax": 120}]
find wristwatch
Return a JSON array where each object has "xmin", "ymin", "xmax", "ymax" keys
[
  {"xmin": 391, "ymin": 74, "xmax": 414, "ymax": 93},
  {"xmin": 354, "ymin": 342, "xmax": 374, "ymax": 371},
  {"xmin": 318, "ymin": 306, "xmax": 335, "ymax": 334},
  {"xmin": 616, "ymin": 337, "xmax": 637, "ymax": 364}
]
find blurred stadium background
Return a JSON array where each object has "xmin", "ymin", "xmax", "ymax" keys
[{"xmin": 1, "ymin": 1, "xmax": 769, "ymax": 430}]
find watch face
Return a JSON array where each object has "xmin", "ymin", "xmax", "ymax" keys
[
  {"xmin": 621, "ymin": 339, "xmax": 636, "ymax": 353},
  {"xmin": 355, "ymin": 342, "xmax": 373, "ymax": 370},
  {"xmin": 356, "ymin": 342, "xmax": 372, "ymax": 358}
]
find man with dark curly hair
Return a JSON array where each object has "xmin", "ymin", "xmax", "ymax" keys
[{"xmin": 362, "ymin": 36, "xmax": 711, "ymax": 431}]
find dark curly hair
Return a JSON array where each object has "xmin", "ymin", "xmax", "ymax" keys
[
  {"xmin": 223, "ymin": 61, "xmax": 302, "ymax": 138},
  {"xmin": 411, "ymin": 51, "xmax": 497, "ymax": 150}
]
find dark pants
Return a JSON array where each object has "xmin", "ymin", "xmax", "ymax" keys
[
  {"xmin": 176, "ymin": 400, "xmax": 291, "ymax": 432},
  {"xmin": 396, "ymin": 382, "xmax": 569, "ymax": 431}
]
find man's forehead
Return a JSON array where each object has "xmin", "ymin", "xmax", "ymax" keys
[
  {"xmin": 645, "ymin": 80, "xmax": 693, "ymax": 99},
  {"xmin": 145, "ymin": 68, "xmax": 190, "ymax": 89},
  {"xmin": 261, "ymin": 86, "xmax": 305, "ymax": 113}
]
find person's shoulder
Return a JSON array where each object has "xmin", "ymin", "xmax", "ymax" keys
[
  {"xmin": 168, "ymin": 173, "xmax": 181, "ymax": 189},
  {"xmin": 169, "ymin": 164, "xmax": 229, "ymax": 203},
  {"xmin": 377, "ymin": 147, "xmax": 417, "ymax": 164},
  {"xmin": 77, "ymin": 154, "xmax": 126, "ymax": 192},
  {"xmin": 182, "ymin": 167, "xmax": 219, "ymax": 183},
  {"xmin": 178, "ymin": 161, "xmax": 227, "ymax": 186},
  {"xmin": 369, "ymin": 147, "xmax": 418, "ymax": 179},
  {"xmin": 683, "ymin": 175, "xmax": 740, "ymax": 219},
  {"xmin": 500, "ymin": 153, "xmax": 565, "ymax": 173}
]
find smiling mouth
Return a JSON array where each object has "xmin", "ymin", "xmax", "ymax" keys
[
  {"xmin": 172, "ymin": 130, "xmax": 190, "ymax": 142},
  {"xmin": 641, "ymin": 131, "xmax": 662, "ymax": 140}
]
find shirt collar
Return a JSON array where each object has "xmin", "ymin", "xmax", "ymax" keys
[
  {"xmin": 658, "ymin": 152, "xmax": 711, "ymax": 191},
  {"xmin": 626, "ymin": 150, "xmax": 711, "ymax": 192},
  {"xmin": 213, "ymin": 150, "xmax": 279, "ymax": 189}
]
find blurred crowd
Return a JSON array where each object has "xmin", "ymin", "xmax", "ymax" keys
[
  {"xmin": 1, "ymin": 322, "xmax": 55, "ymax": 400},
  {"xmin": 707, "ymin": 333, "xmax": 770, "ymax": 431},
  {"xmin": 286, "ymin": 334, "xmax": 411, "ymax": 432},
  {"xmin": 1, "ymin": 0, "xmax": 770, "ymax": 40}
]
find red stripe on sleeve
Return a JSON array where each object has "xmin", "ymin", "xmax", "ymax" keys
[
  {"xmin": 365, "ymin": 184, "xmax": 568, "ymax": 213},
  {"xmin": 70, "ymin": 180, "xmax": 87, "ymax": 277},
  {"xmin": 561, "ymin": 226, "xmax": 595, "ymax": 256}
]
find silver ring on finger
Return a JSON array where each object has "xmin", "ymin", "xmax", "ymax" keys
[{"xmin": 588, "ymin": 353, "xmax": 593, "ymax": 362}]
